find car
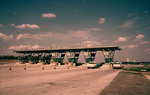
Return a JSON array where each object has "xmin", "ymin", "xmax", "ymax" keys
[
  {"xmin": 112, "ymin": 61, "xmax": 124, "ymax": 69},
  {"xmin": 86, "ymin": 62, "xmax": 101, "ymax": 68}
]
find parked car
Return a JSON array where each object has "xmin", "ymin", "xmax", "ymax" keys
[
  {"xmin": 86, "ymin": 62, "xmax": 101, "ymax": 68},
  {"xmin": 112, "ymin": 61, "xmax": 124, "ymax": 69}
]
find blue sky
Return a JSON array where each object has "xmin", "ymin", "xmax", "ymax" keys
[{"xmin": 0, "ymin": 0, "xmax": 150, "ymax": 62}]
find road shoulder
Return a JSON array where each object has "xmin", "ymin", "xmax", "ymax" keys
[{"xmin": 100, "ymin": 70, "xmax": 150, "ymax": 95}]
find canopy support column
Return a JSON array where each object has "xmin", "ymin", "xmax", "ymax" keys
[
  {"xmin": 52, "ymin": 52, "xmax": 65, "ymax": 65},
  {"xmin": 66, "ymin": 51, "xmax": 80, "ymax": 66},
  {"xmin": 102, "ymin": 49, "xmax": 115, "ymax": 67},
  {"xmin": 83, "ymin": 51, "xmax": 97, "ymax": 64}
]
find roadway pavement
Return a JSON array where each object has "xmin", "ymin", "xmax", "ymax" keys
[
  {"xmin": 0, "ymin": 64, "xmax": 120, "ymax": 95},
  {"xmin": 0, "ymin": 64, "xmax": 150, "ymax": 95}
]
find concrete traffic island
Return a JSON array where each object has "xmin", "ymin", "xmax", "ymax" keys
[
  {"xmin": 15, "ymin": 62, "xmax": 23, "ymax": 64},
  {"xmin": 37, "ymin": 62, "xmax": 45, "ymax": 65},
  {"xmin": 100, "ymin": 63, "xmax": 112, "ymax": 70}
]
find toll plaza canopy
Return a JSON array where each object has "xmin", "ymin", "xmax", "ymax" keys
[
  {"xmin": 13, "ymin": 46, "xmax": 121, "ymax": 64},
  {"xmin": 14, "ymin": 46, "xmax": 121, "ymax": 54}
]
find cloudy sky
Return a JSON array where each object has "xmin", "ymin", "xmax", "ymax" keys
[{"xmin": 0, "ymin": 0, "xmax": 150, "ymax": 62}]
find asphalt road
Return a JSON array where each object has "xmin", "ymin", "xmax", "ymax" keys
[
  {"xmin": 100, "ymin": 70, "xmax": 150, "ymax": 95},
  {"xmin": 1, "ymin": 64, "xmax": 150, "ymax": 95},
  {"xmin": 0, "ymin": 64, "xmax": 120, "ymax": 95}
]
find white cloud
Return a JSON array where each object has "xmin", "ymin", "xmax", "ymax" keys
[
  {"xmin": 52, "ymin": 44, "xmax": 56, "ymax": 47},
  {"xmin": 8, "ymin": 23, "xmax": 15, "ymax": 26},
  {"xmin": 144, "ymin": 48, "xmax": 150, "ymax": 52},
  {"xmin": 115, "ymin": 37, "xmax": 128, "ymax": 43},
  {"xmin": 121, "ymin": 44, "xmax": 138, "ymax": 49},
  {"xmin": 133, "ymin": 34, "xmax": 145, "ymax": 42},
  {"xmin": 86, "ymin": 28, "xmax": 101, "ymax": 31},
  {"xmin": 144, "ymin": 11, "xmax": 149, "ymax": 13},
  {"xmin": 68, "ymin": 30, "xmax": 91, "ymax": 39},
  {"xmin": 133, "ymin": 16, "xmax": 139, "ymax": 20},
  {"xmin": 132, "ymin": 34, "xmax": 149, "ymax": 45},
  {"xmin": 16, "ymin": 32, "xmax": 60, "ymax": 40},
  {"xmin": 103, "ymin": 40, "xmax": 108, "ymax": 43},
  {"xmin": 32, "ymin": 44, "xmax": 41, "ymax": 49},
  {"xmin": 118, "ymin": 20, "xmax": 135, "ymax": 28},
  {"xmin": 16, "ymin": 33, "xmax": 43, "ymax": 40},
  {"xmin": 15, "ymin": 24, "xmax": 40, "ymax": 29},
  {"xmin": 0, "ymin": 24, "xmax": 5, "ymax": 27},
  {"xmin": 15, "ymin": 24, "xmax": 26, "ymax": 29},
  {"xmin": 26, "ymin": 24, "xmax": 40, "ymax": 29},
  {"xmin": 81, "ymin": 40, "xmax": 101, "ymax": 47},
  {"xmin": 8, "ymin": 44, "xmax": 42, "ymax": 50},
  {"xmin": 127, "ymin": 44, "xmax": 138, "ymax": 48},
  {"xmin": 41, "ymin": 13, "xmax": 56, "ymax": 18},
  {"xmin": 8, "ymin": 45, "xmax": 31, "ymax": 50},
  {"xmin": 144, "ymin": 48, "xmax": 150, "ymax": 54},
  {"xmin": 137, "ymin": 41, "xmax": 150, "ymax": 45},
  {"xmin": 144, "ymin": 27, "xmax": 150, "ymax": 29},
  {"xmin": 128, "ymin": 13, "xmax": 135, "ymax": 17},
  {"xmin": 16, "ymin": 30, "xmax": 92, "ymax": 41},
  {"xmin": 16, "ymin": 34, "xmax": 25, "ymax": 40},
  {"xmin": 136, "ymin": 34, "xmax": 145, "ymax": 39},
  {"xmin": 0, "ymin": 33, "xmax": 14, "ymax": 41},
  {"xmin": 121, "ymin": 46, "xmax": 127, "ymax": 49},
  {"xmin": 98, "ymin": 18, "xmax": 105, "ymax": 24}
]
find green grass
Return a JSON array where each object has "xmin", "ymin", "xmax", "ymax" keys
[{"xmin": 124, "ymin": 67, "xmax": 150, "ymax": 72}]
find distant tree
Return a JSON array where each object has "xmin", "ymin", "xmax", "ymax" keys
[{"xmin": 0, "ymin": 55, "xmax": 18, "ymax": 59}]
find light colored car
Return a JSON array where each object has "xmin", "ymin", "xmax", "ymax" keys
[
  {"xmin": 86, "ymin": 63, "xmax": 100, "ymax": 68},
  {"xmin": 112, "ymin": 61, "xmax": 124, "ymax": 69}
]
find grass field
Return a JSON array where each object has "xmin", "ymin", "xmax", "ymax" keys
[{"xmin": 124, "ymin": 67, "xmax": 150, "ymax": 72}]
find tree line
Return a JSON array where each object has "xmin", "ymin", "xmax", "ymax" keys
[{"xmin": 0, "ymin": 55, "xmax": 18, "ymax": 59}]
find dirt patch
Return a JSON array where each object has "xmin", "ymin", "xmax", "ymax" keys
[
  {"xmin": 141, "ymin": 72, "xmax": 150, "ymax": 76},
  {"xmin": 143, "ymin": 64, "xmax": 150, "ymax": 68},
  {"xmin": 0, "ymin": 59, "xmax": 19, "ymax": 65},
  {"xmin": 48, "ymin": 82, "xmax": 56, "ymax": 85}
]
